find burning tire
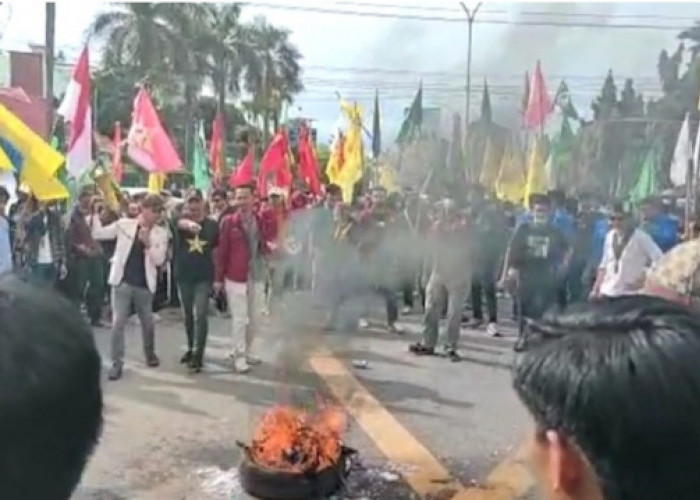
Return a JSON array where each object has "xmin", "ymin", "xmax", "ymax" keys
[
  {"xmin": 237, "ymin": 405, "xmax": 354, "ymax": 499},
  {"xmin": 238, "ymin": 446, "xmax": 355, "ymax": 500}
]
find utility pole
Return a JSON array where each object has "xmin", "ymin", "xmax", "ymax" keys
[
  {"xmin": 459, "ymin": 1, "xmax": 482, "ymax": 179},
  {"xmin": 45, "ymin": 2, "xmax": 56, "ymax": 139}
]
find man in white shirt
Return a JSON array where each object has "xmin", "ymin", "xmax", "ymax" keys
[
  {"xmin": 590, "ymin": 204, "xmax": 662, "ymax": 299},
  {"xmin": 91, "ymin": 194, "xmax": 169, "ymax": 381}
]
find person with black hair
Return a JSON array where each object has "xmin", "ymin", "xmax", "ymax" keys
[
  {"xmin": 590, "ymin": 203, "xmax": 661, "ymax": 299},
  {"xmin": 91, "ymin": 194, "xmax": 169, "ymax": 380},
  {"xmin": 514, "ymin": 296, "xmax": 700, "ymax": 500},
  {"xmin": 67, "ymin": 187, "xmax": 106, "ymax": 326},
  {"xmin": 0, "ymin": 275, "xmax": 102, "ymax": 499},
  {"xmin": 174, "ymin": 189, "xmax": 219, "ymax": 373},
  {"xmin": 501, "ymin": 195, "xmax": 571, "ymax": 352}
]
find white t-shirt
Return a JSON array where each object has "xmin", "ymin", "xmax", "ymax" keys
[
  {"xmin": 36, "ymin": 214, "xmax": 53, "ymax": 264},
  {"xmin": 599, "ymin": 228, "xmax": 663, "ymax": 297}
]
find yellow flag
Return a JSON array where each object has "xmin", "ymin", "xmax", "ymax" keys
[
  {"xmin": 148, "ymin": 173, "xmax": 165, "ymax": 193},
  {"xmin": 0, "ymin": 103, "xmax": 68, "ymax": 200},
  {"xmin": 523, "ymin": 137, "xmax": 547, "ymax": 206},
  {"xmin": 338, "ymin": 100, "xmax": 364, "ymax": 203},
  {"xmin": 478, "ymin": 137, "xmax": 501, "ymax": 188},
  {"xmin": 22, "ymin": 167, "xmax": 70, "ymax": 202},
  {"xmin": 94, "ymin": 166, "xmax": 121, "ymax": 212},
  {"xmin": 495, "ymin": 139, "xmax": 525, "ymax": 204},
  {"xmin": 378, "ymin": 163, "xmax": 399, "ymax": 193},
  {"xmin": 326, "ymin": 132, "xmax": 344, "ymax": 191}
]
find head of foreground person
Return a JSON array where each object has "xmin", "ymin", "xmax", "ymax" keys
[
  {"xmin": 514, "ymin": 296, "xmax": 700, "ymax": 500},
  {"xmin": 0, "ymin": 276, "xmax": 103, "ymax": 499}
]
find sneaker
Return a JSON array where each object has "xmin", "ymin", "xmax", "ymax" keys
[
  {"xmin": 233, "ymin": 356, "xmax": 251, "ymax": 374},
  {"xmin": 486, "ymin": 322, "xmax": 501, "ymax": 337},
  {"xmin": 513, "ymin": 336, "xmax": 527, "ymax": 353},
  {"xmin": 358, "ymin": 319, "xmax": 369, "ymax": 329},
  {"xmin": 108, "ymin": 363, "xmax": 123, "ymax": 381},
  {"xmin": 245, "ymin": 355, "xmax": 262, "ymax": 366},
  {"xmin": 387, "ymin": 324, "xmax": 403, "ymax": 335},
  {"xmin": 180, "ymin": 351, "xmax": 192, "ymax": 364},
  {"xmin": 445, "ymin": 348, "xmax": 461, "ymax": 362},
  {"xmin": 146, "ymin": 354, "xmax": 160, "ymax": 368},
  {"xmin": 401, "ymin": 306, "xmax": 412, "ymax": 315},
  {"xmin": 188, "ymin": 359, "xmax": 202, "ymax": 374}
]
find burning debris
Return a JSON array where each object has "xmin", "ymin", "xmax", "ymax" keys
[
  {"xmin": 238, "ymin": 405, "xmax": 355, "ymax": 499},
  {"xmin": 250, "ymin": 405, "xmax": 348, "ymax": 473}
]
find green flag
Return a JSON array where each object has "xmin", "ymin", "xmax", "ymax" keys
[
  {"xmin": 628, "ymin": 147, "xmax": 659, "ymax": 204},
  {"xmin": 552, "ymin": 80, "xmax": 580, "ymax": 121},
  {"xmin": 372, "ymin": 89, "xmax": 381, "ymax": 159},
  {"xmin": 546, "ymin": 118, "xmax": 574, "ymax": 188},
  {"xmin": 396, "ymin": 82, "xmax": 422, "ymax": 145},
  {"xmin": 193, "ymin": 121, "xmax": 211, "ymax": 192}
]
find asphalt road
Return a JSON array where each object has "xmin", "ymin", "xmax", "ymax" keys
[{"xmin": 73, "ymin": 291, "xmax": 535, "ymax": 500}]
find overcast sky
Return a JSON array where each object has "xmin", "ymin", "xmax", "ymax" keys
[{"xmin": 2, "ymin": 1, "xmax": 700, "ymax": 142}]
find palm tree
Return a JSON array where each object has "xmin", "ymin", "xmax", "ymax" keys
[
  {"xmin": 244, "ymin": 16, "xmax": 303, "ymax": 142},
  {"xmin": 186, "ymin": 3, "xmax": 256, "ymax": 167},
  {"xmin": 679, "ymin": 22, "xmax": 700, "ymax": 57},
  {"xmin": 89, "ymin": 3, "xmax": 186, "ymax": 93}
]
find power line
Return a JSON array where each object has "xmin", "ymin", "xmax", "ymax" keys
[
  {"xmin": 243, "ymin": 1, "xmax": 695, "ymax": 31},
  {"xmin": 303, "ymin": 64, "xmax": 661, "ymax": 82},
  {"xmin": 318, "ymin": 0, "xmax": 700, "ymax": 23}
]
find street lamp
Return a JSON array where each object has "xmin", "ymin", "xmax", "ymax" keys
[{"xmin": 459, "ymin": 1, "xmax": 482, "ymax": 162}]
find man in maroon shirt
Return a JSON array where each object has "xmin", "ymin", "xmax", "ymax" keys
[{"xmin": 214, "ymin": 184, "xmax": 273, "ymax": 374}]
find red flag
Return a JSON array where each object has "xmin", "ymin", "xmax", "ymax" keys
[
  {"xmin": 209, "ymin": 111, "xmax": 224, "ymax": 185},
  {"xmin": 257, "ymin": 130, "xmax": 292, "ymax": 197},
  {"xmin": 298, "ymin": 123, "xmax": 321, "ymax": 195},
  {"xmin": 112, "ymin": 121, "xmax": 123, "ymax": 183},
  {"xmin": 56, "ymin": 46, "xmax": 92, "ymax": 177},
  {"xmin": 229, "ymin": 144, "xmax": 254, "ymax": 187},
  {"xmin": 127, "ymin": 87, "xmax": 182, "ymax": 173},
  {"xmin": 523, "ymin": 61, "xmax": 551, "ymax": 130}
]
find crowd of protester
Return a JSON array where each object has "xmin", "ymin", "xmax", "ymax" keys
[
  {"xmin": 0, "ymin": 178, "xmax": 692, "ymax": 372},
  {"xmin": 4, "ymin": 176, "xmax": 700, "ymax": 500}
]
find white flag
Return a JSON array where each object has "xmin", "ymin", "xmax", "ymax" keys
[{"xmin": 670, "ymin": 113, "xmax": 692, "ymax": 187}]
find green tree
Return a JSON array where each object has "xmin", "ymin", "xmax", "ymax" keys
[
  {"xmin": 680, "ymin": 22, "xmax": 700, "ymax": 56},
  {"xmin": 89, "ymin": 3, "xmax": 185, "ymax": 96},
  {"xmin": 244, "ymin": 16, "xmax": 303, "ymax": 143}
]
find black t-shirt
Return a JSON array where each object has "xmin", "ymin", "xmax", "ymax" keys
[
  {"xmin": 510, "ymin": 223, "xmax": 568, "ymax": 282},
  {"xmin": 122, "ymin": 228, "xmax": 148, "ymax": 289},
  {"xmin": 174, "ymin": 218, "xmax": 219, "ymax": 283}
]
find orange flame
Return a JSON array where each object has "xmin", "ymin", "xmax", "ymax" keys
[{"xmin": 249, "ymin": 404, "xmax": 348, "ymax": 474}]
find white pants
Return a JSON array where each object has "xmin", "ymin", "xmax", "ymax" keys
[{"xmin": 225, "ymin": 279, "xmax": 265, "ymax": 358}]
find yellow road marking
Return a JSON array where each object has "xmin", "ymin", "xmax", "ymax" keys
[
  {"xmin": 308, "ymin": 348, "xmax": 535, "ymax": 499},
  {"xmin": 309, "ymin": 349, "xmax": 465, "ymax": 497}
]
